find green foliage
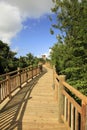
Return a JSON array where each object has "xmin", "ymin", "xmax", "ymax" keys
[
  {"xmin": 50, "ymin": 0, "xmax": 87, "ymax": 96},
  {"xmin": 0, "ymin": 41, "xmax": 41, "ymax": 74},
  {"xmin": 0, "ymin": 40, "xmax": 18, "ymax": 74}
]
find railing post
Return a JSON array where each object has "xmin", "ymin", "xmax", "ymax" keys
[
  {"xmin": 38, "ymin": 64, "xmax": 42, "ymax": 74},
  {"xmin": 81, "ymin": 101, "xmax": 87, "ymax": 130},
  {"xmin": 58, "ymin": 75, "xmax": 65, "ymax": 122},
  {"xmin": 6, "ymin": 75, "xmax": 11, "ymax": 99},
  {"xmin": 26, "ymin": 68, "xmax": 28, "ymax": 83},
  {"xmin": 85, "ymin": 105, "xmax": 87, "ymax": 130},
  {"xmin": 53, "ymin": 65, "xmax": 58, "ymax": 101},
  {"xmin": 17, "ymin": 67, "xmax": 21, "ymax": 89},
  {"xmin": 35, "ymin": 66, "xmax": 37, "ymax": 76}
]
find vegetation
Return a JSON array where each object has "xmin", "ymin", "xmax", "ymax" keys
[
  {"xmin": 50, "ymin": 0, "xmax": 87, "ymax": 96},
  {"xmin": 0, "ymin": 40, "xmax": 45, "ymax": 75}
]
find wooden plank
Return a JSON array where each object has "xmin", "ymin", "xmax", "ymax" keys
[{"xmin": 0, "ymin": 66, "xmax": 67, "ymax": 130}]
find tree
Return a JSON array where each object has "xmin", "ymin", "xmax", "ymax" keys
[
  {"xmin": 50, "ymin": 0, "xmax": 87, "ymax": 96},
  {"xmin": 26, "ymin": 53, "xmax": 34, "ymax": 66},
  {"xmin": 0, "ymin": 40, "xmax": 18, "ymax": 74},
  {"xmin": 18, "ymin": 56, "xmax": 27, "ymax": 68}
]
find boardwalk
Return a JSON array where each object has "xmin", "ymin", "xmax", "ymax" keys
[{"xmin": 0, "ymin": 67, "xmax": 67, "ymax": 130}]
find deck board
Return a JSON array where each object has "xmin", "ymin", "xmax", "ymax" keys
[{"xmin": 0, "ymin": 67, "xmax": 67, "ymax": 130}]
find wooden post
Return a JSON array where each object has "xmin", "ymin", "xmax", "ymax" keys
[
  {"xmin": 53, "ymin": 65, "xmax": 58, "ymax": 101},
  {"xmin": 35, "ymin": 66, "xmax": 37, "ymax": 76},
  {"xmin": 58, "ymin": 75, "xmax": 66, "ymax": 122},
  {"xmin": 17, "ymin": 67, "xmax": 21, "ymax": 88},
  {"xmin": 6, "ymin": 75, "xmax": 11, "ymax": 99},
  {"xmin": 81, "ymin": 101, "xmax": 87, "ymax": 130},
  {"xmin": 26, "ymin": 68, "xmax": 28, "ymax": 83},
  {"xmin": 85, "ymin": 105, "xmax": 87, "ymax": 130}
]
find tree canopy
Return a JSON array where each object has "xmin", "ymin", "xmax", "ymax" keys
[
  {"xmin": 50, "ymin": 0, "xmax": 87, "ymax": 96},
  {"xmin": 0, "ymin": 40, "xmax": 45, "ymax": 74}
]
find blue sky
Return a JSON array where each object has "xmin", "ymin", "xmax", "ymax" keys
[
  {"xmin": 11, "ymin": 14, "xmax": 59, "ymax": 57},
  {"xmin": 0, "ymin": 0, "xmax": 60, "ymax": 58}
]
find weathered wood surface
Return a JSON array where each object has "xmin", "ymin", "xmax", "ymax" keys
[{"xmin": 0, "ymin": 67, "xmax": 66, "ymax": 130}]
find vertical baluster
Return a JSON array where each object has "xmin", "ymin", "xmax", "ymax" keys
[
  {"xmin": 64, "ymin": 96, "xmax": 67, "ymax": 121},
  {"xmin": 0, "ymin": 84, "xmax": 1, "ymax": 102},
  {"xmin": 1, "ymin": 84, "xmax": 3, "ymax": 101},
  {"xmin": 75, "ymin": 108, "xmax": 79, "ymax": 130},
  {"xmin": 28, "ymin": 68, "xmax": 30, "ymax": 80},
  {"xmin": 17, "ymin": 67, "xmax": 21, "ymax": 88},
  {"xmin": 71, "ymin": 104, "xmax": 74, "ymax": 130},
  {"xmin": 35, "ymin": 67, "xmax": 37, "ymax": 76},
  {"xmin": 4, "ymin": 82, "xmax": 5, "ymax": 99},
  {"xmin": 6, "ymin": 75, "xmax": 11, "ymax": 99},
  {"xmin": 26, "ymin": 69, "xmax": 28, "ymax": 83},
  {"xmin": 32, "ymin": 66, "xmax": 33, "ymax": 79},
  {"xmin": 68, "ymin": 100, "xmax": 71, "ymax": 127}
]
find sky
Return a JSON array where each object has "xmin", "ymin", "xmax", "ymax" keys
[{"xmin": 0, "ymin": 0, "xmax": 60, "ymax": 58}]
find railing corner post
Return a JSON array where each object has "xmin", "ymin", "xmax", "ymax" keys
[
  {"xmin": 85, "ymin": 104, "xmax": 87, "ymax": 130},
  {"xmin": 81, "ymin": 101, "xmax": 87, "ymax": 130},
  {"xmin": 58, "ymin": 75, "xmax": 66, "ymax": 123}
]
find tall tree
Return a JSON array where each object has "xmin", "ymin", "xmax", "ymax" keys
[
  {"xmin": 50, "ymin": 0, "xmax": 87, "ymax": 95},
  {"xmin": 0, "ymin": 40, "xmax": 18, "ymax": 74}
]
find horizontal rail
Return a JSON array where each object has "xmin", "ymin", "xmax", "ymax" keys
[
  {"xmin": 53, "ymin": 69, "xmax": 87, "ymax": 130},
  {"xmin": 63, "ymin": 81, "xmax": 87, "ymax": 104},
  {"xmin": 62, "ymin": 90, "xmax": 82, "ymax": 114},
  {"xmin": 55, "ymin": 72, "xmax": 87, "ymax": 103},
  {"xmin": 0, "ymin": 66, "xmax": 41, "ymax": 104}
]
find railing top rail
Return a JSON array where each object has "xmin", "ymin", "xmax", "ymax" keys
[
  {"xmin": 0, "ymin": 65, "xmax": 38, "ymax": 77},
  {"xmin": 0, "ymin": 70, "xmax": 18, "ymax": 77},
  {"xmin": 55, "ymin": 71, "xmax": 87, "ymax": 104},
  {"xmin": 63, "ymin": 81, "xmax": 87, "ymax": 104}
]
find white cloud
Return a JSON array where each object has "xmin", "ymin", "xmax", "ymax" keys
[
  {"xmin": 2, "ymin": 0, "xmax": 53, "ymax": 18},
  {"xmin": 11, "ymin": 47, "xmax": 19, "ymax": 53},
  {"xmin": 0, "ymin": 0, "xmax": 53, "ymax": 43},
  {"xmin": 0, "ymin": 2, "xmax": 22, "ymax": 44},
  {"xmin": 45, "ymin": 49, "xmax": 51, "ymax": 59}
]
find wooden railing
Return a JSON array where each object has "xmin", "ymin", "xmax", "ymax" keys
[
  {"xmin": 53, "ymin": 68, "xmax": 87, "ymax": 130},
  {"xmin": 0, "ymin": 66, "xmax": 41, "ymax": 104}
]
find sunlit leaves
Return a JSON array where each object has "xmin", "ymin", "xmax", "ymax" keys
[{"xmin": 50, "ymin": 0, "xmax": 87, "ymax": 96}]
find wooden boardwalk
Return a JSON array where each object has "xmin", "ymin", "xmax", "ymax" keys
[{"xmin": 0, "ymin": 67, "xmax": 67, "ymax": 130}]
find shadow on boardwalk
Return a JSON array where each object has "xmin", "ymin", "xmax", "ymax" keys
[{"xmin": 0, "ymin": 69, "xmax": 47, "ymax": 130}]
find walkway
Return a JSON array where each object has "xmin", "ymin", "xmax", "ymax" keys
[{"xmin": 0, "ymin": 67, "xmax": 67, "ymax": 130}]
